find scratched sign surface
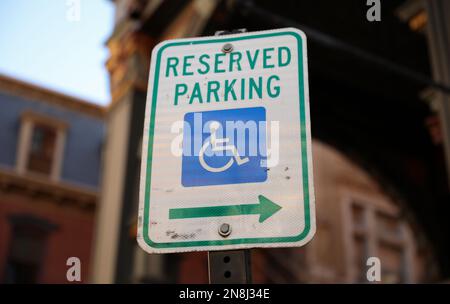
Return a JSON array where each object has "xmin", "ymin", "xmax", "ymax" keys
[{"xmin": 137, "ymin": 28, "xmax": 316, "ymax": 253}]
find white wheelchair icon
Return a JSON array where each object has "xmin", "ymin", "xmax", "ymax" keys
[{"xmin": 199, "ymin": 121, "xmax": 249, "ymax": 173}]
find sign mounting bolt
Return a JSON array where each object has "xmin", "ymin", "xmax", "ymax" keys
[
  {"xmin": 222, "ymin": 43, "xmax": 233, "ymax": 53},
  {"xmin": 219, "ymin": 223, "xmax": 232, "ymax": 237}
]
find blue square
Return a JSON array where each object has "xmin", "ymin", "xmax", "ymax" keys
[{"xmin": 181, "ymin": 107, "xmax": 267, "ymax": 187}]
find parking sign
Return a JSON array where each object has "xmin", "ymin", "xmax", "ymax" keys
[{"xmin": 138, "ymin": 28, "xmax": 316, "ymax": 253}]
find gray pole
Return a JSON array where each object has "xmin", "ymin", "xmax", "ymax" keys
[
  {"xmin": 207, "ymin": 29, "xmax": 252, "ymax": 284},
  {"xmin": 208, "ymin": 250, "xmax": 252, "ymax": 284}
]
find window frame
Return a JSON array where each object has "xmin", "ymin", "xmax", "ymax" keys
[
  {"xmin": 16, "ymin": 111, "xmax": 68, "ymax": 181},
  {"xmin": 3, "ymin": 214, "xmax": 57, "ymax": 283},
  {"xmin": 340, "ymin": 190, "xmax": 415, "ymax": 283}
]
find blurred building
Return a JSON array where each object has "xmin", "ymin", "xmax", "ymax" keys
[
  {"xmin": 396, "ymin": 0, "xmax": 450, "ymax": 186},
  {"xmin": 91, "ymin": 0, "xmax": 450, "ymax": 283},
  {"xmin": 0, "ymin": 74, "xmax": 105, "ymax": 283}
]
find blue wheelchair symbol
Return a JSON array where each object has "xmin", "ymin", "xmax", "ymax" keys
[{"xmin": 181, "ymin": 107, "xmax": 267, "ymax": 187}]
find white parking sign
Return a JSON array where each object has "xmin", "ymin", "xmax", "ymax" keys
[{"xmin": 137, "ymin": 28, "xmax": 316, "ymax": 253}]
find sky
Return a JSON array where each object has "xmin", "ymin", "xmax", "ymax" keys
[{"xmin": 0, "ymin": 0, "xmax": 114, "ymax": 105}]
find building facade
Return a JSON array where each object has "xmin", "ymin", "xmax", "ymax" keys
[
  {"xmin": 91, "ymin": 0, "xmax": 449, "ymax": 283},
  {"xmin": 0, "ymin": 74, "xmax": 105, "ymax": 283}
]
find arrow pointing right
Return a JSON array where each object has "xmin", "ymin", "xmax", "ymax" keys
[{"xmin": 169, "ymin": 195, "xmax": 282, "ymax": 223}]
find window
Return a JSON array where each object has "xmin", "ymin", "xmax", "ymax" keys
[
  {"xmin": 4, "ymin": 215, "xmax": 57, "ymax": 284},
  {"xmin": 27, "ymin": 123, "xmax": 57, "ymax": 175},
  {"xmin": 16, "ymin": 111, "xmax": 67, "ymax": 180},
  {"xmin": 343, "ymin": 196, "xmax": 416, "ymax": 283}
]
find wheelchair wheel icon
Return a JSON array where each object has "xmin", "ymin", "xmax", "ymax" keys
[{"xmin": 198, "ymin": 121, "xmax": 249, "ymax": 173}]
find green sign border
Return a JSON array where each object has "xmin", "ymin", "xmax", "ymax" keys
[{"xmin": 143, "ymin": 30, "xmax": 312, "ymax": 249}]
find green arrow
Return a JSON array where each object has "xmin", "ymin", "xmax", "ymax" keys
[{"xmin": 169, "ymin": 195, "xmax": 282, "ymax": 223}]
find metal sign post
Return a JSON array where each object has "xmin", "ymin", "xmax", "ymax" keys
[
  {"xmin": 206, "ymin": 29, "xmax": 252, "ymax": 285},
  {"xmin": 208, "ymin": 250, "xmax": 252, "ymax": 284}
]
